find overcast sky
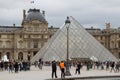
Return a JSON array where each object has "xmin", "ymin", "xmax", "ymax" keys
[{"xmin": 0, "ymin": 0, "xmax": 120, "ymax": 29}]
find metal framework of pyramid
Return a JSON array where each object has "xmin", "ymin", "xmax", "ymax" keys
[{"xmin": 31, "ymin": 16, "xmax": 118, "ymax": 63}]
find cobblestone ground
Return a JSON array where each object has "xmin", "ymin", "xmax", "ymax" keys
[{"xmin": 0, "ymin": 66, "xmax": 120, "ymax": 80}]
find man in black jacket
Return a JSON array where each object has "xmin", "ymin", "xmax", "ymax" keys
[
  {"xmin": 75, "ymin": 62, "xmax": 82, "ymax": 74},
  {"xmin": 51, "ymin": 60, "xmax": 57, "ymax": 78}
]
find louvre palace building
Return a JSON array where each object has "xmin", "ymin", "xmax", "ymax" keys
[
  {"xmin": 0, "ymin": 8, "xmax": 58, "ymax": 61},
  {"xmin": 87, "ymin": 23, "xmax": 120, "ymax": 60},
  {"xmin": 0, "ymin": 8, "xmax": 119, "ymax": 61}
]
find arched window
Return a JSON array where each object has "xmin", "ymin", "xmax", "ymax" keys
[
  {"xmin": 27, "ymin": 41, "xmax": 30, "ymax": 48},
  {"xmin": 18, "ymin": 52, "xmax": 23, "ymax": 61},
  {"xmin": 34, "ymin": 40, "xmax": 38, "ymax": 48},
  {"xmin": 6, "ymin": 52, "xmax": 10, "ymax": 59}
]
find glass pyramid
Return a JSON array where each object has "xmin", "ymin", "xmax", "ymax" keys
[{"xmin": 31, "ymin": 16, "xmax": 118, "ymax": 63}]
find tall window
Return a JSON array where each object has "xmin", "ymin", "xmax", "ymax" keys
[
  {"xmin": 6, "ymin": 41, "xmax": 11, "ymax": 48},
  {"xmin": 100, "ymin": 36, "xmax": 103, "ymax": 40},
  {"xmin": 34, "ymin": 40, "xmax": 38, "ymax": 48},
  {"xmin": 27, "ymin": 41, "xmax": 30, "ymax": 48},
  {"xmin": 20, "ymin": 35, "xmax": 22, "ymax": 38},
  {"xmin": 0, "ymin": 41, "xmax": 2, "ymax": 48},
  {"xmin": 28, "ymin": 35, "xmax": 30, "ymax": 38},
  {"xmin": 119, "ymin": 41, "xmax": 120, "ymax": 48}
]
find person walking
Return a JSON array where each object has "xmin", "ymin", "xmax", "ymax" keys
[
  {"xmin": 59, "ymin": 61, "xmax": 65, "ymax": 78},
  {"xmin": 51, "ymin": 60, "xmax": 57, "ymax": 78},
  {"xmin": 115, "ymin": 62, "xmax": 120, "ymax": 72},
  {"xmin": 8, "ymin": 62, "xmax": 14, "ymax": 73},
  {"xmin": 110, "ymin": 62, "xmax": 115, "ymax": 72},
  {"xmin": 0, "ymin": 61, "xmax": 4, "ymax": 71},
  {"xmin": 14, "ymin": 61, "xmax": 19, "ymax": 73},
  {"xmin": 106, "ymin": 61, "xmax": 109, "ymax": 70},
  {"xmin": 75, "ymin": 62, "xmax": 82, "ymax": 74},
  {"xmin": 38, "ymin": 58, "xmax": 43, "ymax": 70}
]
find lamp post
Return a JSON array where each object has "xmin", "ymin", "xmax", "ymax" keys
[{"xmin": 65, "ymin": 16, "xmax": 71, "ymax": 76}]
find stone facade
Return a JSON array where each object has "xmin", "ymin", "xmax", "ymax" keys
[
  {"xmin": 86, "ymin": 23, "xmax": 120, "ymax": 59},
  {"xmin": 0, "ymin": 9, "xmax": 58, "ymax": 61}
]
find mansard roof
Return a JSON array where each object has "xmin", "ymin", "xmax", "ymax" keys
[{"xmin": 24, "ymin": 9, "xmax": 47, "ymax": 23}]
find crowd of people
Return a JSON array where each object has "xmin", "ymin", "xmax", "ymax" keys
[
  {"xmin": 0, "ymin": 60, "xmax": 30, "ymax": 73},
  {"xmin": 51, "ymin": 60, "xmax": 120, "ymax": 79},
  {"xmin": 0, "ymin": 59, "xmax": 120, "ymax": 79},
  {"xmin": 51, "ymin": 60, "xmax": 82, "ymax": 79}
]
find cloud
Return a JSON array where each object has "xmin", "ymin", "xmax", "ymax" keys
[{"xmin": 0, "ymin": 0, "xmax": 120, "ymax": 28}]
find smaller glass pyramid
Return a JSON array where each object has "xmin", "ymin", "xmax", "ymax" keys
[{"xmin": 31, "ymin": 16, "xmax": 118, "ymax": 63}]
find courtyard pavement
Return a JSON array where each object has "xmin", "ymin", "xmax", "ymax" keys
[{"xmin": 0, "ymin": 66, "xmax": 120, "ymax": 80}]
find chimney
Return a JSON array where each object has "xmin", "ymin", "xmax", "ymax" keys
[
  {"xmin": 42, "ymin": 10, "xmax": 45, "ymax": 17},
  {"xmin": 23, "ymin": 9, "xmax": 26, "ymax": 20},
  {"xmin": 106, "ymin": 23, "xmax": 110, "ymax": 29}
]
